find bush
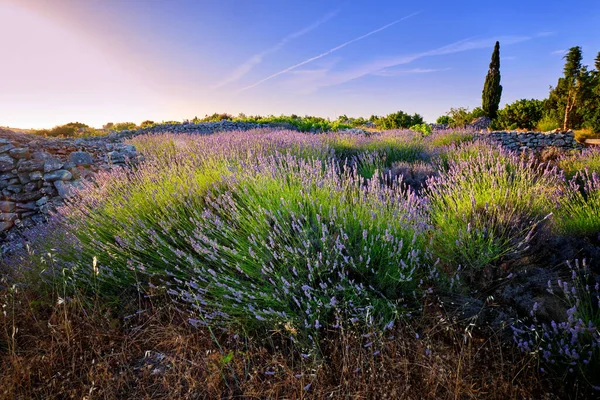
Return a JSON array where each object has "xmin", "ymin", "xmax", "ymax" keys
[
  {"xmin": 427, "ymin": 142, "xmax": 559, "ymax": 281},
  {"xmin": 496, "ymin": 99, "xmax": 545, "ymax": 130},
  {"xmin": 50, "ymin": 130, "xmax": 430, "ymax": 347},
  {"xmin": 554, "ymin": 170, "xmax": 600, "ymax": 236},
  {"xmin": 34, "ymin": 122, "xmax": 93, "ymax": 137},
  {"xmin": 409, "ymin": 123, "xmax": 432, "ymax": 136},
  {"xmin": 558, "ymin": 148, "xmax": 600, "ymax": 180},
  {"xmin": 446, "ymin": 107, "xmax": 474, "ymax": 128},
  {"xmin": 537, "ymin": 115, "xmax": 560, "ymax": 132},
  {"xmin": 375, "ymin": 111, "xmax": 424, "ymax": 130},
  {"xmin": 112, "ymin": 122, "xmax": 138, "ymax": 131},
  {"xmin": 435, "ymin": 115, "xmax": 453, "ymax": 125},
  {"xmin": 512, "ymin": 259, "xmax": 600, "ymax": 390}
]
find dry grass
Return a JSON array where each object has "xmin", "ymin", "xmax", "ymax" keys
[
  {"xmin": 574, "ymin": 128, "xmax": 600, "ymax": 143},
  {"xmin": 0, "ymin": 283, "xmax": 567, "ymax": 400}
]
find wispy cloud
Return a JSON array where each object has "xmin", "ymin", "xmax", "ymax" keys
[
  {"xmin": 291, "ymin": 35, "xmax": 532, "ymax": 92},
  {"xmin": 371, "ymin": 67, "xmax": 450, "ymax": 77},
  {"xmin": 211, "ymin": 9, "xmax": 339, "ymax": 89},
  {"xmin": 239, "ymin": 11, "xmax": 420, "ymax": 92},
  {"xmin": 551, "ymin": 49, "xmax": 567, "ymax": 56}
]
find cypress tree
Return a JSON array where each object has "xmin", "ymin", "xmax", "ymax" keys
[{"xmin": 482, "ymin": 41, "xmax": 502, "ymax": 119}]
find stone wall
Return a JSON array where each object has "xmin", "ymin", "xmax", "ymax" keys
[
  {"xmin": 480, "ymin": 130, "xmax": 582, "ymax": 151},
  {"xmin": 0, "ymin": 129, "xmax": 140, "ymax": 232}
]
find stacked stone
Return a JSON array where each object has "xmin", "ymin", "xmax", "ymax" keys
[
  {"xmin": 0, "ymin": 133, "xmax": 140, "ymax": 232},
  {"xmin": 480, "ymin": 130, "xmax": 582, "ymax": 151}
]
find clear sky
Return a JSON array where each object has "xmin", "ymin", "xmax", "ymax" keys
[{"xmin": 1, "ymin": 0, "xmax": 599, "ymax": 129}]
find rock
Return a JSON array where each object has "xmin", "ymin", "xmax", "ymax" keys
[
  {"xmin": 8, "ymin": 148, "xmax": 30, "ymax": 159},
  {"xmin": 0, "ymin": 143, "xmax": 15, "ymax": 154},
  {"xmin": 16, "ymin": 201, "xmax": 37, "ymax": 211},
  {"xmin": 43, "ymin": 158, "xmax": 64, "ymax": 172},
  {"xmin": 10, "ymin": 191, "xmax": 43, "ymax": 202},
  {"xmin": 69, "ymin": 151, "xmax": 94, "ymax": 166},
  {"xmin": 31, "ymin": 151, "xmax": 52, "ymax": 160},
  {"xmin": 0, "ymin": 221, "xmax": 14, "ymax": 231},
  {"xmin": 0, "ymin": 213, "xmax": 18, "ymax": 222},
  {"xmin": 0, "ymin": 201, "xmax": 16, "ymax": 212},
  {"xmin": 18, "ymin": 159, "xmax": 45, "ymax": 172},
  {"xmin": 553, "ymin": 139, "xmax": 566, "ymax": 146},
  {"xmin": 108, "ymin": 151, "xmax": 126, "ymax": 163},
  {"xmin": 0, "ymin": 155, "xmax": 15, "ymax": 172},
  {"xmin": 36, "ymin": 196, "xmax": 48, "ymax": 206},
  {"xmin": 29, "ymin": 171, "xmax": 43, "ymax": 180},
  {"xmin": 54, "ymin": 180, "xmax": 74, "ymax": 198},
  {"xmin": 43, "ymin": 169, "xmax": 72, "ymax": 182},
  {"xmin": 17, "ymin": 172, "xmax": 30, "ymax": 184}
]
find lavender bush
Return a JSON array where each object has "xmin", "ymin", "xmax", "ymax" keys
[
  {"xmin": 50, "ymin": 130, "xmax": 432, "ymax": 346},
  {"xmin": 512, "ymin": 259, "xmax": 600, "ymax": 390},
  {"xmin": 426, "ymin": 142, "xmax": 561, "ymax": 280}
]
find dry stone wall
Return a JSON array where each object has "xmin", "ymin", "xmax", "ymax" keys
[
  {"xmin": 479, "ymin": 130, "xmax": 582, "ymax": 151},
  {"xmin": 0, "ymin": 129, "xmax": 140, "ymax": 233}
]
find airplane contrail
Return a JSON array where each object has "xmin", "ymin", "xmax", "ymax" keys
[
  {"xmin": 239, "ymin": 11, "xmax": 420, "ymax": 92},
  {"xmin": 212, "ymin": 9, "xmax": 339, "ymax": 89}
]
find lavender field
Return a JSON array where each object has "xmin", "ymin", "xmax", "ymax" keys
[{"xmin": 2, "ymin": 128, "xmax": 600, "ymax": 398}]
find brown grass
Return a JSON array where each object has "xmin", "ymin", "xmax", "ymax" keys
[{"xmin": 0, "ymin": 281, "xmax": 570, "ymax": 400}]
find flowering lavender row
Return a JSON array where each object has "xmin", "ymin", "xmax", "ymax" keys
[
  {"xmin": 51, "ymin": 130, "xmax": 435, "ymax": 346},
  {"xmin": 32, "ymin": 128, "xmax": 600, "ymax": 379}
]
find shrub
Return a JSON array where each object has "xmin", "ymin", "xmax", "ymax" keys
[
  {"xmin": 140, "ymin": 120, "xmax": 155, "ymax": 128},
  {"xmin": 112, "ymin": 122, "xmax": 138, "ymax": 131},
  {"xmin": 50, "ymin": 130, "xmax": 430, "ymax": 347},
  {"xmin": 447, "ymin": 107, "xmax": 474, "ymax": 128},
  {"xmin": 512, "ymin": 259, "xmax": 600, "ymax": 390},
  {"xmin": 427, "ymin": 142, "xmax": 559, "ymax": 281},
  {"xmin": 409, "ymin": 123, "xmax": 432, "ymax": 136},
  {"xmin": 537, "ymin": 114, "xmax": 561, "ymax": 132},
  {"xmin": 554, "ymin": 170, "xmax": 600, "ymax": 236},
  {"xmin": 375, "ymin": 111, "xmax": 424, "ymax": 130},
  {"xmin": 435, "ymin": 115, "xmax": 453, "ymax": 125},
  {"xmin": 497, "ymin": 99, "xmax": 545, "ymax": 130},
  {"xmin": 425, "ymin": 130, "xmax": 475, "ymax": 149},
  {"xmin": 558, "ymin": 148, "xmax": 600, "ymax": 180}
]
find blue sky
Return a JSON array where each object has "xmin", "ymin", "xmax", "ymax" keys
[{"xmin": 1, "ymin": 0, "xmax": 599, "ymax": 128}]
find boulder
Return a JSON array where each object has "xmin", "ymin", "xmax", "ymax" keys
[
  {"xmin": 43, "ymin": 169, "xmax": 72, "ymax": 182},
  {"xmin": 0, "ymin": 155, "xmax": 15, "ymax": 172},
  {"xmin": 69, "ymin": 151, "xmax": 94, "ymax": 166}
]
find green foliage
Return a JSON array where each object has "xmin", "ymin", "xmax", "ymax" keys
[
  {"xmin": 140, "ymin": 120, "xmax": 155, "ymax": 128},
  {"xmin": 496, "ymin": 99, "xmax": 545, "ymax": 130},
  {"xmin": 558, "ymin": 149, "xmax": 600, "ymax": 180},
  {"xmin": 435, "ymin": 115, "xmax": 453, "ymax": 125},
  {"xmin": 536, "ymin": 115, "xmax": 560, "ymax": 132},
  {"xmin": 482, "ymin": 41, "xmax": 503, "ymax": 119},
  {"xmin": 409, "ymin": 123, "xmax": 432, "ymax": 136},
  {"xmin": 545, "ymin": 46, "xmax": 593, "ymax": 131},
  {"xmin": 446, "ymin": 107, "xmax": 474, "ymax": 128},
  {"xmin": 427, "ymin": 131, "xmax": 475, "ymax": 148},
  {"xmin": 34, "ymin": 122, "xmax": 101, "ymax": 138},
  {"xmin": 427, "ymin": 142, "xmax": 557, "ymax": 276},
  {"xmin": 374, "ymin": 111, "xmax": 424, "ymax": 130},
  {"xmin": 112, "ymin": 122, "xmax": 138, "ymax": 131},
  {"xmin": 53, "ymin": 132, "xmax": 429, "ymax": 344},
  {"xmin": 555, "ymin": 171, "xmax": 600, "ymax": 236}
]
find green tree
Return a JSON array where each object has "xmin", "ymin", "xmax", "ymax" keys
[
  {"xmin": 435, "ymin": 115, "xmax": 453, "ymax": 125},
  {"xmin": 497, "ymin": 99, "xmax": 545, "ymax": 130},
  {"xmin": 585, "ymin": 52, "xmax": 600, "ymax": 132},
  {"xmin": 482, "ymin": 41, "xmax": 502, "ymax": 119},
  {"xmin": 559, "ymin": 46, "xmax": 590, "ymax": 130},
  {"xmin": 447, "ymin": 107, "xmax": 474, "ymax": 128}
]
